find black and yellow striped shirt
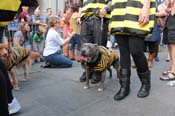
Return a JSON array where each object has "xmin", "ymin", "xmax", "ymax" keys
[
  {"xmin": 0, "ymin": 0, "xmax": 21, "ymax": 26},
  {"xmin": 79, "ymin": 0, "xmax": 111, "ymax": 20},
  {"xmin": 4, "ymin": 46, "xmax": 30, "ymax": 71},
  {"xmin": 88, "ymin": 46, "xmax": 118, "ymax": 72},
  {"xmin": 110, "ymin": 0, "xmax": 156, "ymax": 37}
]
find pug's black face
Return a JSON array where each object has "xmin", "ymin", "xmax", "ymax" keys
[{"xmin": 80, "ymin": 43, "xmax": 99, "ymax": 63}]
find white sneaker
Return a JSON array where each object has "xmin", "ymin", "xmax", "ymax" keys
[{"xmin": 8, "ymin": 98, "xmax": 21, "ymax": 115}]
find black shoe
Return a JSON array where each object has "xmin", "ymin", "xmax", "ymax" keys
[
  {"xmin": 114, "ymin": 86, "xmax": 130, "ymax": 101},
  {"xmin": 137, "ymin": 70, "xmax": 151, "ymax": 98},
  {"xmin": 80, "ymin": 72, "xmax": 86, "ymax": 82},
  {"xmin": 154, "ymin": 56, "xmax": 159, "ymax": 62},
  {"xmin": 137, "ymin": 84, "xmax": 150, "ymax": 98},
  {"xmin": 41, "ymin": 62, "xmax": 52, "ymax": 68}
]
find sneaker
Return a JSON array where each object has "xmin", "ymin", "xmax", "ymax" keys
[{"xmin": 8, "ymin": 98, "xmax": 21, "ymax": 115}]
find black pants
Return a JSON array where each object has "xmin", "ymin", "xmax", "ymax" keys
[
  {"xmin": 115, "ymin": 35, "xmax": 148, "ymax": 73},
  {"xmin": 0, "ymin": 27, "xmax": 4, "ymax": 43},
  {"xmin": 144, "ymin": 41, "xmax": 157, "ymax": 54},
  {"xmin": 0, "ymin": 60, "xmax": 14, "ymax": 116},
  {"xmin": 0, "ymin": 70, "xmax": 9, "ymax": 116},
  {"xmin": 80, "ymin": 15, "xmax": 109, "ymax": 46},
  {"xmin": 154, "ymin": 41, "xmax": 159, "ymax": 57}
]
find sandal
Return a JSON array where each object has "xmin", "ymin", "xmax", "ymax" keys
[
  {"xmin": 162, "ymin": 70, "xmax": 171, "ymax": 75},
  {"xmin": 160, "ymin": 72, "xmax": 175, "ymax": 81},
  {"xmin": 165, "ymin": 58, "xmax": 170, "ymax": 62}
]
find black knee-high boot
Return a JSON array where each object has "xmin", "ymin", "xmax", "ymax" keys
[
  {"xmin": 114, "ymin": 68, "xmax": 130, "ymax": 101},
  {"xmin": 137, "ymin": 70, "xmax": 151, "ymax": 98}
]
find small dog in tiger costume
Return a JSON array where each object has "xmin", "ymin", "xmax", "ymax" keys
[
  {"xmin": 0, "ymin": 44, "xmax": 40, "ymax": 90},
  {"xmin": 80, "ymin": 43, "xmax": 120, "ymax": 91}
]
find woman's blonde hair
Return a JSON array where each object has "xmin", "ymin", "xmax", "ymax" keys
[{"xmin": 49, "ymin": 16, "xmax": 59, "ymax": 27}]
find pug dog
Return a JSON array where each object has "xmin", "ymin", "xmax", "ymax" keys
[{"xmin": 80, "ymin": 43, "xmax": 120, "ymax": 91}]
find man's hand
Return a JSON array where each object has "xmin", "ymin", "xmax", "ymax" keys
[{"xmin": 138, "ymin": 6, "xmax": 149, "ymax": 26}]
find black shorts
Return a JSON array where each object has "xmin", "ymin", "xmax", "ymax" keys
[{"xmin": 163, "ymin": 14, "xmax": 175, "ymax": 44}]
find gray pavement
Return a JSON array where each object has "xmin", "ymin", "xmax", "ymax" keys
[{"xmin": 13, "ymin": 46, "xmax": 175, "ymax": 116}]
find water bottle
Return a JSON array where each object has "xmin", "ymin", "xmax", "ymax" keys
[{"xmin": 167, "ymin": 81, "xmax": 175, "ymax": 86}]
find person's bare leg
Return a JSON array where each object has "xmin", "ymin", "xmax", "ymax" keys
[
  {"xmin": 170, "ymin": 44, "xmax": 175, "ymax": 73},
  {"xmin": 168, "ymin": 45, "xmax": 172, "ymax": 62},
  {"xmin": 168, "ymin": 45, "xmax": 172, "ymax": 71}
]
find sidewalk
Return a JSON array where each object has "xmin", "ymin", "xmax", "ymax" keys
[{"xmin": 13, "ymin": 46, "xmax": 175, "ymax": 116}]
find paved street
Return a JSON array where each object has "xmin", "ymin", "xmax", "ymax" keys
[{"xmin": 13, "ymin": 46, "xmax": 175, "ymax": 116}]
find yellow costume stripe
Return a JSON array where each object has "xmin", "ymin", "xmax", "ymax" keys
[
  {"xmin": 0, "ymin": 22, "xmax": 9, "ymax": 27},
  {"xmin": 82, "ymin": 3, "xmax": 106, "ymax": 11},
  {"xmin": 0, "ymin": 0, "xmax": 21, "ymax": 26},
  {"xmin": 0, "ymin": 0, "xmax": 21, "ymax": 11},
  {"xmin": 112, "ymin": 0, "xmax": 146, "ymax": 4},
  {"xmin": 111, "ymin": 7, "xmax": 155, "ymax": 16},
  {"xmin": 110, "ymin": 20, "xmax": 154, "ymax": 31},
  {"xmin": 110, "ymin": 0, "xmax": 156, "ymax": 37},
  {"xmin": 93, "ymin": 47, "xmax": 118, "ymax": 72},
  {"xmin": 81, "ymin": 12, "xmax": 94, "ymax": 18},
  {"xmin": 81, "ymin": 0, "xmax": 111, "ymax": 19},
  {"xmin": 111, "ymin": 9, "xmax": 126, "ymax": 16},
  {"xmin": 5, "ymin": 46, "xmax": 29, "ymax": 70}
]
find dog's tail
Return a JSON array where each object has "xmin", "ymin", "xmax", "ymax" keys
[{"xmin": 29, "ymin": 51, "xmax": 41, "ymax": 59}]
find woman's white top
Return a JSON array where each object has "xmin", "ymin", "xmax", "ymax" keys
[{"xmin": 43, "ymin": 29, "xmax": 65, "ymax": 56}]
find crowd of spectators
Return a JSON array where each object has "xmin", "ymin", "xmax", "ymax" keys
[{"xmin": 3, "ymin": 5, "xmax": 82, "ymax": 67}]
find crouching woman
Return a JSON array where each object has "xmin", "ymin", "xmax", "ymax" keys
[{"xmin": 42, "ymin": 17, "xmax": 73, "ymax": 68}]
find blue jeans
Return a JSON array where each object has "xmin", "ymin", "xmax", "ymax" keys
[
  {"xmin": 44, "ymin": 52, "xmax": 73, "ymax": 68},
  {"xmin": 69, "ymin": 34, "xmax": 81, "ymax": 51}
]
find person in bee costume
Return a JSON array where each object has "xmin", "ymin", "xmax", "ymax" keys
[
  {"xmin": 109, "ymin": 0, "xmax": 156, "ymax": 100},
  {"xmin": 0, "ymin": 0, "xmax": 21, "ymax": 115},
  {"xmin": 78, "ymin": 0, "xmax": 112, "ymax": 83}
]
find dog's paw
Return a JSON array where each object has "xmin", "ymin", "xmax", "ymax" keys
[
  {"xmin": 84, "ymin": 86, "xmax": 89, "ymax": 89},
  {"xmin": 98, "ymin": 88, "xmax": 104, "ymax": 92}
]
